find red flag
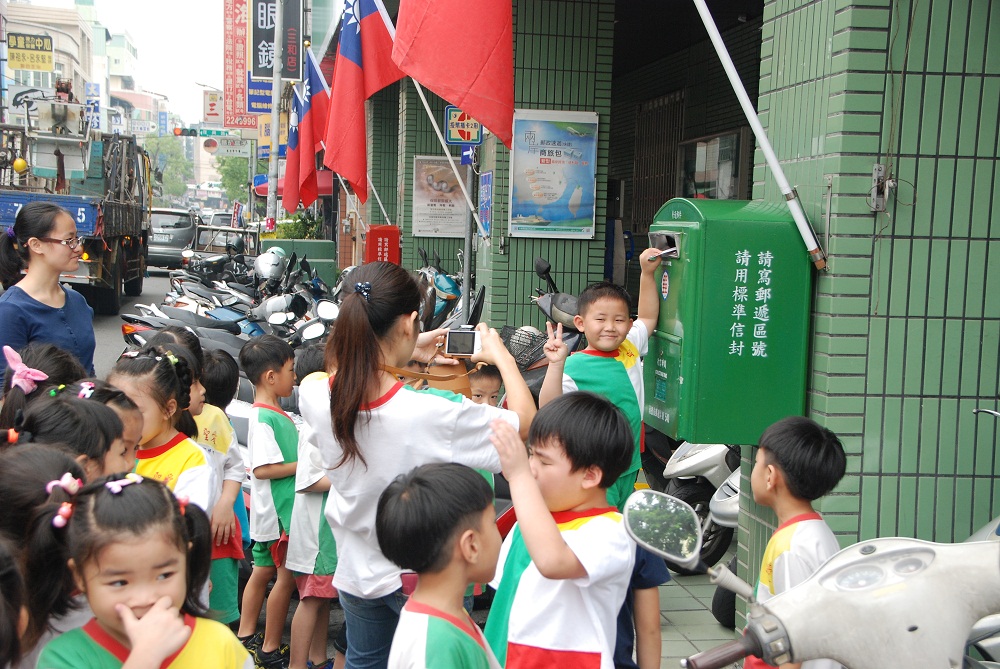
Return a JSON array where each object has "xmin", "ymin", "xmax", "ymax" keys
[
  {"xmin": 323, "ymin": 0, "xmax": 404, "ymax": 203},
  {"xmin": 297, "ymin": 84, "xmax": 319, "ymax": 208},
  {"xmin": 304, "ymin": 49, "xmax": 330, "ymax": 152},
  {"xmin": 282, "ymin": 92, "xmax": 301, "ymax": 214},
  {"xmin": 393, "ymin": 0, "xmax": 514, "ymax": 148}
]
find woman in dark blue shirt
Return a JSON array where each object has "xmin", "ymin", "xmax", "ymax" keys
[{"xmin": 0, "ymin": 202, "xmax": 95, "ymax": 375}]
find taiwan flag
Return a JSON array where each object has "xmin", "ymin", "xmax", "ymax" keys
[
  {"xmin": 304, "ymin": 49, "xmax": 330, "ymax": 152},
  {"xmin": 297, "ymin": 82, "xmax": 319, "ymax": 208},
  {"xmin": 393, "ymin": 0, "xmax": 514, "ymax": 148},
  {"xmin": 283, "ymin": 91, "xmax": 301, "ymax": 214},
  {"xmin": 323, "ymin": 0, "xmax": 404, "ymax": 203}
]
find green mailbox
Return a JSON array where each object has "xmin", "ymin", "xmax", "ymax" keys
[{"xmin": 643, "ymin": 198, "xmax": 813, "ymax": 445}]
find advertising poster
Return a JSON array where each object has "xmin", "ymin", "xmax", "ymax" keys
[
  {"xmin": 412, "ymin": 156, "xmax": 470, "ymax": 238},
  {"xmin": 509, "ymin": 109, "xmax": 598, "ymax": 239},
  {"xmin": 224, "ymin": 0, "xmax": 257, "ymax": 128}
]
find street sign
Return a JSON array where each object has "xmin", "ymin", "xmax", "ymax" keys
[
  {"xmin": 445, "ymin": 105, "xmax": 483, "ymax": 146},
  {"xmin": 199, "ymin": 128, "xmax": 235, "ymax": 137},
  {"xmin": 204, "ymin": 91, "xmax": 223, "ymax": 124},
  {"xmin": 212, "ymin": 138, "xmax": 253, "ymax": 157},
  {"xmin": 131, "ymin": 120, "xmax": 158, "ymax": 134}
]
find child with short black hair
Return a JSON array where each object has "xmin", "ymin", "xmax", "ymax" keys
[
  {"xmin": 484, "ymin": 391, "xmax": 636, "ymax": 667},
  {"xmin": 202, "ymin": 349, "xmax": 240, "ymax": 409},
  {"xmin": 468, "ymin": 364, "xmax": 501, "ymax": 407},
  {"xmin": 294, "ymin": 343, "xmax": 325, "ymax": 385},
  {"xmin": 538, "ymin": 248, "xmax": 663, "ymax": 510},
  {"xmin": 236, "ymin": 335, "xmax": 298, "ymax": 668},
  {"xmin": 378, "ymin": 463, "xmax": 502, "ymax": 669},
  {"xmin": 744, "ymin": 415, "xmax": 847, "ymax": 669}
]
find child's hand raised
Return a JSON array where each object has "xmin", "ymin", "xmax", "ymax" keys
[
  {"xmin": 472, "ymin": 323, "xmax": 513, "ymax": 366},
  {"xmin": 490, "ymin": 419, "xmax": 531, "ymax": 481},
  {"xmin": 543, "ymin": 322, "xmax": 569, "ymax": 364},
  {"xmin": 118, "ymin": 597, "xmax": 190, "ymax": 665}
]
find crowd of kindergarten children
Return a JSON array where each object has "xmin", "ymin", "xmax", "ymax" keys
[{"xmin": 0, "ymin": 250, "xmax": 848, "ymax": 669}]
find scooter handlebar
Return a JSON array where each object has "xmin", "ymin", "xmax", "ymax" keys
[{"xmin": 681, "ymin": 635, "xmax": 760, "ymax": 669}]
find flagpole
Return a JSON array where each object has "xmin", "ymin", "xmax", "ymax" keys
[
  {"xmin": 367, "ymin": 174, "xmax": 393, "ymax": 225},
  {"xmin": 411, "ymin": 81, "xmax": 489, "ymax": 240}
]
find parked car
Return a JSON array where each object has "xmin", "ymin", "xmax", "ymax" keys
[{"xmin": 148, "ymin": 208, "xmax": 201, "ymax": 269}]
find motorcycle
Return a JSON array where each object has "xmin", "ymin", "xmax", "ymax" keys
[
  {"xmin": 500, "ymin": 256, "xmax": 585, "ymax": 404},
  {"xmin": 657, "ymin": 441, "xmax": 740, "ymax": 573},
  {"xmin": 624, "ymin": 489, "xmax": 1000, "ymax": 669}
]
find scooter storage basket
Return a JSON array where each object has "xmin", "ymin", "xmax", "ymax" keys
[{"xmin": 501, "ymin": 325, "xmax": 548, "ymax": 371}]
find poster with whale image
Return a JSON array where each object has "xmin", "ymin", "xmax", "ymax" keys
[{"xmin": 508, "ymin": 109, "xmax": 598, "ymax": 239}]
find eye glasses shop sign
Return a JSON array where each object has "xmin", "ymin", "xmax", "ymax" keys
[{"xmin": 250, "ymin": 0, "xmax": 303, "ymax": 81}]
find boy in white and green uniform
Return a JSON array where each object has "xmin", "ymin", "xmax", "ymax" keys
[{"xmin": 376, "ymin": 463, "xmax": 503, "ymax": 669}]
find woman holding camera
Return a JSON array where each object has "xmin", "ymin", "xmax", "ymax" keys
[{"xmin": 297, "ymin": 261, "xmax": 534, "ymax": 669}]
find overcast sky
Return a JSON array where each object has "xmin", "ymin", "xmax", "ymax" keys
[{"xmin": 36, "ymin": 0, "xmax": 224, "ymax": 125}]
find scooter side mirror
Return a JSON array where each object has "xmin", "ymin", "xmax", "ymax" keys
[
  {"xmin": 182, "ymin": 249, "xmax": 195, "ymax": 259},
  {"xmin": 534, "ymin": 256, "xmax": 551, "ymax": 278},
  {"xmin": 623, "ymin": 490, "xmax": 703, "ymax": 571},
  {"xmin": 268, "ymin": 312, "xmax": 289, "ymax": 325},
  {"xmin": 300, "ymin": 320, "xmax": 326, "ymax": 341},
  {"xmin": 316, "ymin": 300, "xmax": 339, "ymax": 322}
]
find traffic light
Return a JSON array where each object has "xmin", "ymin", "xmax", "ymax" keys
[{"xmin": 173, "ymin": 127, "xmax": 198, "ymax": 137}]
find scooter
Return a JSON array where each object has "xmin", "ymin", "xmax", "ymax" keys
[
  {"xmin": 623, "ymin": 489, "xmax": 1000, "ymax": 669},
  {"xmin": 499, "ymin": 256, "xmax": 584, "ymax": 404},
  {"xmin": 657, "ymin": 441, "xmax": 740, "ymax": 573}
]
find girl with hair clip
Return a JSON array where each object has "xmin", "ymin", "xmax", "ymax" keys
[
  {"xmin": 63, "ymin": 379, "xmax": 144, "ymax": 467},
  {"xmin": 0, "ymin": 201, "xmax": 96, "ymax": 376},
  {"xmin": 0, "ymin": 537, "xmax": 26, "ymax": 669},
  {"xmin": 0, "ymin": 444, "xmax": 90, "ymax": 669},
  {"xmin": 138, "ymin": 334, "xmax": 244, "ymax": 628},
  {"xmin": 32, "ymin": 474, "xmax": 253, "ymax": 669},
  {"xmin": 107, "ymin": 345, "xmax": 217, "ymax": 514},
  {"xmin": 296, "ymin": 261, "xmax": 536, "ymax": 668},
  {"xmin": 15, "ymin": 389, "xmax": 133, "ymax": 480},
  {"xmin": 0, "ymin": 343, "xmax": 88, "ymax": 430}
]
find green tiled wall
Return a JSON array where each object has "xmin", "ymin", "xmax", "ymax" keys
[
  {"xmin": 744, "ymin": 0, "xmax": 1000, "ymax": 604},
  {"xmin": 476, "ymin": 0, "xmax": 616, "ymax": 329}
]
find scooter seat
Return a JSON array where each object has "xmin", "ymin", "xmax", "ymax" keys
[
  {"xmin": 227, "ymin": 282, "xmax": 256, "ymax": 298},
  {"xmin": 160, "ymin": 306, "xmax": 242, "ymax": 334},
  {"xmin": 183, "ymin": 283, "xmax": 227, "ymax": 303}
]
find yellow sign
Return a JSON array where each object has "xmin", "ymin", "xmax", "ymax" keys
[
  {"xmin": 8, "ymin": 33, "xmax": 53, "ymax": 72},
  {"xmin": 256, "ymin": 112, "xmax": 288, "ymax": 156}
]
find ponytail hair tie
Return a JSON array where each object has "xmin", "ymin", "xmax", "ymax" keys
[
  {"xmin": 354, "ymin": 281, "xmax": 372, "ymax": 303},
  {"xmin": 48, "ymin": 384, "xmax": 66, "ymax": 397},
  {"xmin": 177, "ymin": 495, "xmax": 189, "ymax": 516},
  {"xmin": 52, "ymin": 502, "xmax": 73, "ymax": 528},
  {"xmin": 6, "ymin": 428, "xmax": 17, "ymax": 444},
  {"xmin": 77, "ymin": 381, "xmax": 96, "ymax": 399},
  {"xmin": 46, "ymin": 472, "xmax": 82, "ymax": 496},
  {"xmin": 3, "ymin": 345, "xmax": 49, "ymax": 395},
  {"xmin": 5, "ymin": 227, "xmax": 14, "ymax": 239},
  {"xmin": 105, "ymin": 472, "xmax": 142, "ymax": 494}
]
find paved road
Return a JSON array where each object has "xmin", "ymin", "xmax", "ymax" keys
[{"xmin": 92, "ymin": 269, "xmax": 172, "ymax": 377}]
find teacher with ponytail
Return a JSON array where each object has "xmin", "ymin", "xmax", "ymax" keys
[{"xmin": 0, "ymin": 202, "xmax": 95, "ymax": 375}]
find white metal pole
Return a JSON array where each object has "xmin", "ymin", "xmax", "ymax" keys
[
  {"xmin": 367, "ymin": 174, "xmax": 393, "ymax": 225},
  {"xmin": 411, "ymin": 81, "xmax": 489, "ymax": 240},
  {"xmin": 265, "ymin": 0, "xmax": 284, "ymax": 226},
  {"xmin": 691, "ymin": 0, "xmax": 827, "ymax": 270}
]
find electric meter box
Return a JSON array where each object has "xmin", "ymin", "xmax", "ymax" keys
[{"xmin": 644, "ymin": 198, "xmax": 813, "ymax": 445}]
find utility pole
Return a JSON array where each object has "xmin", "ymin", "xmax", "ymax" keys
[{"xmin": 265, "ymin": 0, "xmax": 284, "ymax": 228}]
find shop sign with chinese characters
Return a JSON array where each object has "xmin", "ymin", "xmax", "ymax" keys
[{"xmin": 250, "ymin": 0, "xmax": 304, "ymax": 81}]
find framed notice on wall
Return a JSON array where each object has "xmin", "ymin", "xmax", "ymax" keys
[
  {"xmin": 508, "ymin": 109, "xmax": 598, "ymax": 239},
  {"xmin": 412, "ymin": 156, "xmax": 471, "ymax": 238}
]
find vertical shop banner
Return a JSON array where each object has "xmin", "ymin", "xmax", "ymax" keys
[
  {"xmin": 224, "ymin": 0, "xmax": 258, "ymax": 128},
  {"xmin": 85, "ymin": 82, "xmax": 102, "ymax": 131},
  {"xmin": 7, "ymin": 34, "xmax": 53, "ymax": 72},
  {"xmin": 250, "ymin": 0, "xmax": 303, "ymax": 81},
  {"xmin": 478, "ymin": 171, "xmax": 493, "ymax": 237},
  {"xmin": 508, "ymin": 109, "xmax": 598, "ymax": 239},
  {"xmin": 412, "ymin": 156, "xmax": 470, "ymax": 238}
]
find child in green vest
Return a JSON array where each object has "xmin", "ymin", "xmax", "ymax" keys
[{"xmin": 539, "ymin": 247, "xmax": 663, "ymax": 509}]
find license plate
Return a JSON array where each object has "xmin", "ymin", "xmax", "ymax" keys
[{"xmin": 152, "ymin": 233, "xmax": 170, "ymax": 243}]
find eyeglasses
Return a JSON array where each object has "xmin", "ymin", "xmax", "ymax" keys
[{"xmin": 37, "ymin": 236, "xmax": 83, "ymax": 250}]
